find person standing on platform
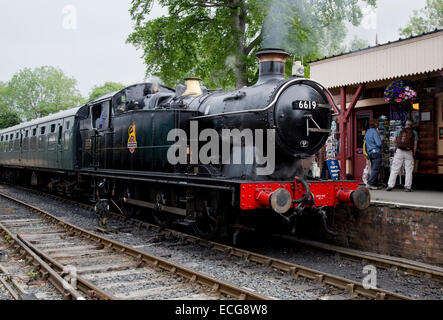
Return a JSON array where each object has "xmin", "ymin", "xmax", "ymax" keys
[
  {"xmin": 364, "ymin": 120, "xmax": 383, "ymax": 190},
  {"xmin": 386, "ymin": 120, "xmax": 418, "ymax": 192}
]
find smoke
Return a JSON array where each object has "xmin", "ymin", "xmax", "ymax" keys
[
  {"xmin": 262, "ymin": 0, "xmax": 313, "ymax": 53},
  {"xmin": 145, "ymin": 75, "xmax": 164, "ymax": 87},
  {"xmin": 262, "ymin": 0, "xmax": 349, "ymax": 57}
]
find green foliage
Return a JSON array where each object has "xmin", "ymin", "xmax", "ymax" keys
[
  {"xmin": 399, "ymin": 0, "xmax": 443, "ymax": 37},
  {"xmin": 28, "ymin": 270, "xmax": 38, "ymax": 278},
  {"xmin": 127, "ymin": 0, "xmax": 376, "ymax": 89},
  {"xmin": 0, "ymin": 112, "xmax": 21, "ymax": 129},
  {"xmin": 4, "ymin": 234, "xmax": 12, "ymax": 243},
  {"xmin": 88, "ymin": 82, "xmax": 126, "ymax": 101},
  {"xmin": 0, "ymin": 82, "xmax": 21, "ymax": 129},
  {"xmin": 348, "ymin": 36, "xmax": 370, "ymax": 51},
  {"xmin": 5, "ymin": 66, "xmax": 84, "ymax": 121}
]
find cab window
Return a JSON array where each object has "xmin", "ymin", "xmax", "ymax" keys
[{"xmin": 91, "ymin": 101, "xmax": 110, "ymax": 130}]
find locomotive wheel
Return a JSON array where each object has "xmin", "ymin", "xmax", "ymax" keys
[
  {"xmin": 118, "ymin": 187, "xmax": 137, "ymax": 218},
  {"xmin": 151, "ymin": 193, "xmax": 173, "ymax": 227},
  {"xmin": 120, "ymin": 202, "xmax": 137, "ymax": 218},
  {"xmin": 192, "ymin": 206, "xmax": 219, "ymax": 240}
]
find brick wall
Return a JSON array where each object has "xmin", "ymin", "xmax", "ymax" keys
[{"xmin": 300, "ymin": 204, "xmax": 443, "ymax": 266}]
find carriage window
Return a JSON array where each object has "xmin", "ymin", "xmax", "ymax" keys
[
  {"xmin": 23, "ymin": 136, "xmax": 29, "ymax": 151},
  {"xmin": 66, "ymin": 121, "xmax": 70, "ymax": 130},
  {"xmin": 50, "ymin": 124, "xmax": 56, "ymax": 133},
  {"xmin": 16, "ymin": 132, "xmax": 19, "ymax": 139},
  {"xmin": 48, "ymin": 133, "xmax": 56, "ymax": 147},
  {"xmin": 25, "ymin": 130, "xmax": 29, "ymax": 137},
  {"xmin": 5, "ymin": 135, "xmax": 8, "ymax": 141},
  {"xmin": 10, "ymin": 134, "xmax": 13, "ymax": 140},
  {"xmin": 0, "ymin": 136, "xmax": 3, "ymax": 142},
  {"xmin": 58, "ymin": 125, "xmax": 63, "ymax": 143},
  {"xmin": 32, "ymin": 128, "xmax": 36, "ymax": 136},
  {"xmin": 40, "ymin": 127, "xmax": 45, "ymax": 135},
  {"xmin": 64, "ymin": 131, "xmax": 70, "ymax": 150}
]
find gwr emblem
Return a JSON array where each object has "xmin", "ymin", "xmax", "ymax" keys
[{"xmin": 128, "ymin": 125, "xmax": 137, "ymax": 154}]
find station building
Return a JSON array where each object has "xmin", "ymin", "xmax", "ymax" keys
[{"xmin": 309, "ymin": 29, "xmax": 443, "ymax": 186}]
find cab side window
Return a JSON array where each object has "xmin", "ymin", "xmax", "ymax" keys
[
  {"xmin": 113, "ymin": 92, "xmax": 127, "ymax": 114},
  {"xmin": 91, "ymin": 101, "xmax": 110, "ymax": 130}
]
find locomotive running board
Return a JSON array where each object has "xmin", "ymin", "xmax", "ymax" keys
[{"xmin": 123, "ymin": 197, "xmax": 187, "ymax": 216}]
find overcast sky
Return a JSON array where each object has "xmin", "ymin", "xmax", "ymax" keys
[{"xmin": 0, "ymin": 0, "xmax": 428, "ymax": 97}]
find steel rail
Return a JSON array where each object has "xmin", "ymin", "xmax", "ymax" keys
[
  {"xmin": 0, "ymin": 222, "xmax": 85, "ymax": 300},
  {"xmin": 0, "ymin": 191, "xmax": 268, "ymax": 300},
  {"xmin": 0, "ymin": 264, "xmax": 25, "ymax": 300},
  {"xmin": 20, "ymin": 185, "xmax": 442, "ymax": 287},
  {"xmin": 275, "ymin": 235, "xmax": 443, "ymax": 284},
  {"xmin": 0, "ymin": 186, "xmax": 412, "ymax": 300}
]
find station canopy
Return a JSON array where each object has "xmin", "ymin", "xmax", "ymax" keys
[{"xmin": 309, "ymin": 29, "xmax": 443, "ymax": 89}]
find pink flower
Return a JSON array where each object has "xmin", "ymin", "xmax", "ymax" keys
[{"xmin": 396, "ymin": 99, "xmax": 402, "ymax": 102}]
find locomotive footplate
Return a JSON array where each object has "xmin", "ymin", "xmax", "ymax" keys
[{"xmin": 240, "ymin": 178, "xmax": 370, "ymax": 213}]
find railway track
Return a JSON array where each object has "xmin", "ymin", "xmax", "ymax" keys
[
  {"xmin": 0, "ymin": 220, "xmax": 83, "ymax": 300},
  {"xmin": 0, "ymin": 191, "xmax": 267, "ymax": 300},
  {"xmin": 9, "ymin": 183, "xmax": 443, "ymax": 285},
  {"xmin": 0, "ymin": 185, "xmax": 422, "ymax": 300}
]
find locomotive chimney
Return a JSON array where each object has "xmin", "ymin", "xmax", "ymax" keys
[
  {"xmin": 255, "ymin": 48, "xmax": 290, "ymax": 85},
  {"xmin": 182, "ymin": 77, "xmax": 203, "ymax": 97}
]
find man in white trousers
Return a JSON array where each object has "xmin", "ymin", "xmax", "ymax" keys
[{"xmin": 386, "ymin": 120, "xmax": 418, "ymax": 192}]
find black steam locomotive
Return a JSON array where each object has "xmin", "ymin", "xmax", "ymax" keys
[{"xmin": 0, "ymin": 49, "xmax": 370, "ymax": 241}]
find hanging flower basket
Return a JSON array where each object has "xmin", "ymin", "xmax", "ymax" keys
[{"xmin": 384, "ymin": 80, "xmax": 417, "ymax": 108}]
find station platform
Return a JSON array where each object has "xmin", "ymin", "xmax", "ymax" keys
[{"xmin": 369, "ymin": 189, "xmax": 443, "ymax": 210}]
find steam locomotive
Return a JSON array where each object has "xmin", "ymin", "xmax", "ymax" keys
[{"xmin": 0, "ymin": 49, "xmax": 370, "ymax": 241}]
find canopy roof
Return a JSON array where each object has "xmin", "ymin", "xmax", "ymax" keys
[{"xmin": 309, "ymin": 29, "xmax": 443, "ymax": 89}]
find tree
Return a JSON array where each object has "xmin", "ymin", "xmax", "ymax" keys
[
  {"xmin": 127, "ymin": 0, "xmax": 376, "ymax": 89},
  {"xmin": 88, "ymin": 82, "xmax": 126, "ymax": 101},
  {"xmin": 0, "ymin": 112, "xmax": 21, "ymax": 129},
  {"xmin": 0, "ymin": 82, "xmax": 21, "ymax": 129},
  {"xmin": 348, "ymin": 36, "xmax": 370, "ymax": 51},
  {"xmin": 6, "ymin": 66, "xmax": 84, "ymax": 121},
  {"xmin": 399, "ymin": 0, "xmax": 443, "ymax": 37}
]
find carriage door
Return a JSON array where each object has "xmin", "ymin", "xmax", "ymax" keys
[
  {"xmin": 56, "ymin": 121, "xmax": 64, "ymax": 168},
  {"xmin": 354, "ymin": 110, "xmax": 372, "ymax": 182}
]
